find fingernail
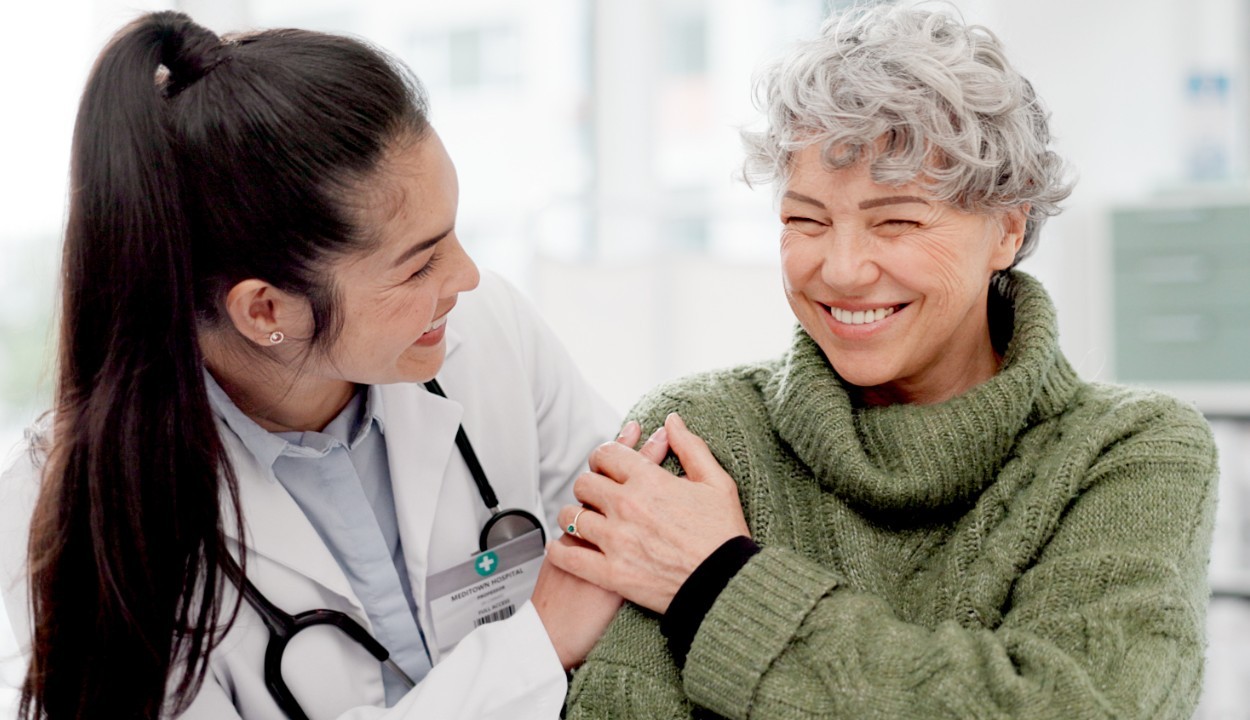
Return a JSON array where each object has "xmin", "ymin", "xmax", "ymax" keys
[
  {"xmin": 616, "ymin": 420, "xmax": 639, "ymax": 440},
  {"xmin": 649, "ymin": 426, "xmax": 668, "ymax": 445},
  {"xmin": 666, "ymin": 412, "xmax": 685, "ymax": 429}
]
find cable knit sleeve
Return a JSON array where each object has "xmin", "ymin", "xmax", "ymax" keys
[{"xmin": 706, "ymin": 397, "xmax": 1214, "ymax": 719}]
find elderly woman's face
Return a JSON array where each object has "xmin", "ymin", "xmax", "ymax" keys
[{"xmin": 779, "ymin": 145, "xmax": 1025, "ymax": 405}]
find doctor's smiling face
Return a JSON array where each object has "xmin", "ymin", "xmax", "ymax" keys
[
  {"xmin": 779, "ymin": 144, "xmax": 1025, "ymax": 406},
  {"xmin": 312, "ymin": 129, "xmax": 480, "ymax": 386}
]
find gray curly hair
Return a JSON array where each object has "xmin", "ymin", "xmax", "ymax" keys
[{"xmin": 742, "ymin": 4, "xmax": 1074, "ymax": 264}]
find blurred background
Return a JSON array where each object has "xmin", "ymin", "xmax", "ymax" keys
[{"xmin": 1, "ymin": 0, "xmax": 1248, "ymax": 716}]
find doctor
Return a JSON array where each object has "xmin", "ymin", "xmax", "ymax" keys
[{"xmin": 0, "ymin": 11, "xmax": 643, "ymax": 720}]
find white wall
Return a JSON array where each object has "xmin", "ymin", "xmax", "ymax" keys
[{"xmin": 532, "ymin": 256, "xmax": 794, "ymax": 414}]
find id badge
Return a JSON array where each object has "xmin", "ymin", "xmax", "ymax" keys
[{"xmin": 426, "ymin": 528, "xmax": 545, "ymax": 656}]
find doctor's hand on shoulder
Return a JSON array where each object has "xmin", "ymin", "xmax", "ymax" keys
[{"xmin": 531, "ymin": 420, "xmax": 670, "ymax": 669}]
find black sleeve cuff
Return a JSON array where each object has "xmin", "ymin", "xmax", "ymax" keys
[{"xmin": 660, "ymin": 535, "xmax": 761, "ymax": 668}]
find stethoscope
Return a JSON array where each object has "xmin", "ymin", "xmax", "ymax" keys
[{"xmin": 232, "ymin": 378, "xmax": 546, "ymax": 720}]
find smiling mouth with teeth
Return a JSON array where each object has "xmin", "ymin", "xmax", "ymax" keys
[
  {"xmin": 828, "ymin": 304, "xmax": 903, "ymax": 326},
  {"xmin": 423, "ymin": 315, "xmax": 449, "ymax": 334}
]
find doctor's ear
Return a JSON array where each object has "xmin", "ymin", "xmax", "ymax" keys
[{"xmin": 223, "ymin": 279, "xmax": 313, "ymax": 348}]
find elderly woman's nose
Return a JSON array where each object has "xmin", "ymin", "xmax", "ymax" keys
[{"xmin": 818, "ymin": 235, "xmax": 880, "ymax": 290}]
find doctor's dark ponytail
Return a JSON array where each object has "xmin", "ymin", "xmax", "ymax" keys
[{"xmin": 22, "ymin": 11, "xmax": 429, "ymax": 719}]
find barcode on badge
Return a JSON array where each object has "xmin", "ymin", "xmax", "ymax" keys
[{"xmin": 473, "ymin": 604, "xmax": 516, "ymax": 627}]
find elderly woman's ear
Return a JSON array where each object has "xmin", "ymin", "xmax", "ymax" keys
[{"xmin": 991, "ymin": 204, "xmax": 1030, "ymax": 271}]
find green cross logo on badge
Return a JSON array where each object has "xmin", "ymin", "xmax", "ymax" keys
[{"xmin": 475, "ymin": 550, "xmax": 500, "ymax": 577}]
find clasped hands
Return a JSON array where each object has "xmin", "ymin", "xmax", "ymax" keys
[{"xmin": 547, "ymin": 413, "xmax": 750, "ymax": 614}]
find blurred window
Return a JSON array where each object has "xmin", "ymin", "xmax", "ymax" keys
[{"xmin": 665, "ymin": 11, "xmax": 708, "ymax": 77}]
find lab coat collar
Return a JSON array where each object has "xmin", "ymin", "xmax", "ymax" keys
[{"xmin": 218, "ymin": 419, "xmax": 361, "ymax": 604}]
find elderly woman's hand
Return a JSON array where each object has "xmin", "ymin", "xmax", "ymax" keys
[
  {"xmin": 548, "ymin": 413, "xmax": 750, "ymax": 614},
  {"xmin": 532, "ymin": 419, "xmax": 672, "ymax": 669}
]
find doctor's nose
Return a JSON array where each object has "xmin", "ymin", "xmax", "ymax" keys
[{"xmin": 445, "ymin": 233, "xmax": 481, "ymax": 295}]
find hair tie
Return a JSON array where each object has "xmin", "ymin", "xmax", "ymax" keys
[{"xmin": 156, "ymin": 13, "xmax": 227, "ymax": 96}]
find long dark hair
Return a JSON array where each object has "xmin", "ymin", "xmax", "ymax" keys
[{"xmin": 21, "ymin": 11, "xmax": 428, "ymax": 719}]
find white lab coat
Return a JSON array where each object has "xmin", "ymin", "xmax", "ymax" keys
[{"xmin": 0, "ymin": 271, "xmax": 621, "ymax": 719}]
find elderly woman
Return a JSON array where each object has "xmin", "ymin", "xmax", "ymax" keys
[{"xmin": 548, "ymin": 5, "xmax": 1219, "ymax": 719}]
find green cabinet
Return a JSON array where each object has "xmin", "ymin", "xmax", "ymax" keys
[{"xmin": 1112, "ymin": 204, "xmax": 1250, "ymax": 382}]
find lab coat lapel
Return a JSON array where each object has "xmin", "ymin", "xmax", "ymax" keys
[
  {"xmin": 380, "ymin": 324, "xmax": 466, "ymax": 612},
  {"xmin": 218, "ymin": 423, "xmax": 358, "ymax": 605}
]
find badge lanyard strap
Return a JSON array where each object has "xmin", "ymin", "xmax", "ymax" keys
[{"xmin": 423, "ymin": 378, "xmax": 500, "ymax": 512}]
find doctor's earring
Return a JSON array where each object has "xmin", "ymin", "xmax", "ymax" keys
[{"xmin": 268, "ymin": 331, "xmax": 285, "ymax": 345}]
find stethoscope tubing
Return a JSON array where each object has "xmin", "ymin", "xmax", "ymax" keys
[{"xmin": 236, "ymin": 572, "xmax": 415, "ymax": 719}]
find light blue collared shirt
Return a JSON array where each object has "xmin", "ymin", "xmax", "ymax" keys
[{"xmin": 206, "ymin": 373, "xmax": 431, "ymax": 705}]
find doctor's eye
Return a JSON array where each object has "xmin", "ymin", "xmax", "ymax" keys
[{"xmin": 408, "ymin": 253, "xmax": 441, "ymax": 282}]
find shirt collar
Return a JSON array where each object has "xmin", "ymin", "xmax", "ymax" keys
[{"xmin": 204, "ymin": 370, "xmax": 387, "ymax": 473}]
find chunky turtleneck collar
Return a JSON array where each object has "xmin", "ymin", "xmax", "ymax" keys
[{"xmin": 763, "ymin": 271, "xmax": 1082, "ymax": 515}]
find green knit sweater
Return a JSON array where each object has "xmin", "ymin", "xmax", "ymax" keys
[{"xmin": 566, "ymin": 272, "xmax": 1218, "ymax": 720}]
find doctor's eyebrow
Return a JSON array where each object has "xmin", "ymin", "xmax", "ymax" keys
[{"xmin": 391, "ymin": 228, "xmax": 453, "ymax": 268}]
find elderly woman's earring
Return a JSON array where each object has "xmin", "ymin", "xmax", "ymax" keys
[{"xmin": 268, "ymin": 331, "xmax": 285, "ymax": 345}]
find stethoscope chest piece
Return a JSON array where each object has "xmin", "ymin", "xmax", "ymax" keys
[{"xmin": 479, "ymin": 507, "xmax": 545, "ymax": 552}]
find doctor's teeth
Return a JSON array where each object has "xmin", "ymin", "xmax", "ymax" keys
[{"xmin": 830, "ymin": 305, "xmax": 895, "ymax": 325}]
